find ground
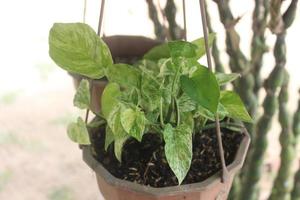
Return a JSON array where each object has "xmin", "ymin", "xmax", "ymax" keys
[{"xmin": 0, "ymin": 73, "xmax": 103, "ymax": 200}]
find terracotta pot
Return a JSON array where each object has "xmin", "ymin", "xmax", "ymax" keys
[
  {"xmin": 82, "ymin": 129, "xmax": 250, "ymax": 200},
  {"xmin": 70, "ymin": 35, "xmax": 162, "ymax": 113}
]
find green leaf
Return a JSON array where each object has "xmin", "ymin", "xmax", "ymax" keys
[
  {"xmin": 73, "ymin": 79, "xmax": 90, "ymax": 109},
  {"xmin": 163, "ymin": 124, "xmax": 193, "ymax": 184},
  {"xmin": 178, "ymin": 93, "xmax": 197, "ymax": 112},
  {"xmin": 105, "ymin": 126, "xmax": 114, "ymax": 151},
  {"xmin": 145, "ymin": 110, "xmax": 159, "ymax": 124},
  {"xmin": 216, "ymin": 73, "xmax": 240, "ymax": 86},
  {"xmin": 158, "ymin": 59, "xmax": 175, "ymax": 77},
  {"xmin": 220, "ymin": 91, "xmax": 253, "ymax": 123},
  {"xmin": 120, "ymin": 108, "xmax": 145, "ymax": 141},
  {"xmin": 128, "ymin": 88, "xmax": 140, "ymax": 105},
  {"xmin": 180, "ymin": 66, "xmax": 220, "ymax": 113},
  {"xmin": 101, "ymin": 83, "xmax": 121, "ymax": 119},
  {"xmin": 138, "ymin": 59, "xmax": 160, "ymax": 75},
  {"xmin": 114, "ymin": 134, "xmax": 129, "ymax": 162},
  {"xmin": 194, "ymin": 103, "xmax": 228, "ymax": 121},
  {"xmin": 67, "ymin": 117, "xmax": 90, "ymax": 145},
  {"xmin": 143, "ymin": 34, "xmax": 215, "ymax": 61},
  {"xmin": 140, "ymin": 73, "xmax": 161, "ymax": 111},
  {"xmin": 217, "ymin": 103, "xmax": 229, "ymax": 120},
  {"xmin": 168, "ymin": 41, "xmax": 197, "ymax": 58},
  {"xmin": 180, "ymin": 59, "xmax": 203, "ymax": 76},
  {"xmin": 181, "ymin": 112, "xmax": 195, "ymax": 131},
  {"xmin": 191, "ymin": 33, "xmax": 216, "ymax": 59},
  {"xmin": 106, "ymin": 64, "xmax": 141, "ymax": 89},
  {"xmin": 143, "ymin": 44, "xmax": 170, "ymax": 61},
  {"xmin": 161, "ymin": 79, "xmax": 173, "ymax": 104},
  {"xmin": 107, "ymin": 107, "xmax": 129, "ymax": 162},
  {"xmin": 49, "ymin": 23, "xmax": 113, "ymax": 79},
  {"xmin": 195, "ymin": 105, "xmax": 215, "ymax": 121}
]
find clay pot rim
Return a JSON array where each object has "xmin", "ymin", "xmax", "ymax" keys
[{"xmin": 82, "ymin": 128, "xmax": 250, "ymax": 197}]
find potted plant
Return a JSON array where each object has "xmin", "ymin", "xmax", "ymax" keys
[{"xmin": 49, "ymin": 22, "xmax": 251, "ymax": 200}]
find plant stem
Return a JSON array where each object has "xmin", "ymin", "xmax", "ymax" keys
[
  {"xmin": 204, "ymin": 0, "xmax": 225, "ymax": 74},
  {"xmin": 160, "ymin": 98, "xmax": 165, "ymax": 127},
  {"xmin": 227, "ymin": 177, "xmax": 241, "ymax": 200},
  {"xmin": 251, "ymin": 0, "xmax": 269, "ymax": 96},
  {"xmin": 290, "ymin": 93, "xmax": 300, "ymax": 200},
  {"xmin": 269, "ymin": 0, "xmax": 284, "ymax": 34},
  {"xmin": 85, "ymin": 79, "xmax": 94, "ymax": 124},
  {"xmin": 174, "ymin": 97, "xmax": 180, "ymax": 126},
  {"xmin": 145, "ymin": 0, "xmax": 165, "ymax": 41},
  {"xmin": 268, "ymin": 71, "xmax": 295, "ymax": 200},
  {"xmin": 239, "ymin": 0, "xmax": 298, "ymax": 197},
  {"xmin": 239, "ymin": 32, "xmax": 286, "ymax": 200},
  {"xmin": 291, "ymin": 164, "xmax": 300, "ymax": 200},
  {"xmin": 164, "ymin": 0, "xmax": 183, "ymax": 40},
  {"xmin": 84, "ymin": 109, "xmax": 90, "ymax": 123},
  {"xmin": 293, "ymin": 91, "xmax": 300, "ymax": 140},
  {"xmin": 213, "ymin": 0, "xmax": 257, "ymax": 141}
]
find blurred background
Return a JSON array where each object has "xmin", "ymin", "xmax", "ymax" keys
[{"xmin": 0, "ymin": 0, "xmax": 299, "ymax": 200}]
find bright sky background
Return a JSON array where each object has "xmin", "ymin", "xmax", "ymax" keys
[{"xmin": 0, "ymin": 0, "xmax": 299, "ymax": 107}]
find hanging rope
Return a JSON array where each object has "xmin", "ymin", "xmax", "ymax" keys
[
  {"xmin": 83, "ymin": 0, "xmax": 87, "ymax": 23},
  {"xmin": 97, "ymin": 0, "xmax": 106, "ymax": 36},
  {"xmin": 84, "ymin": 0, "xmax": 106, "ymax": 124},
  {"xmin": 182, "ymin": 0, "xmax": 187, "ymax": 41},
  {"xmin": 198, "ymin": 0, "xmax": 229, "ymax": 182}
]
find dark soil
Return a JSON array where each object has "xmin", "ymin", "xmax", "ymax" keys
[{"xmin": 90, "ymin": 125, "xmax": 243, "ymax": 187}]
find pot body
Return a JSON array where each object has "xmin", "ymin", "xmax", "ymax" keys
[
  {"xmin": 78, "ymin": 35, "xmax": 250, "ymax": 199},
  {"xmin": 82, "ymin": 129, "xmax": 250, "ymax": 200},
  {"xmin": 95, "ymin": 173, "xmax": 233, "ymax": 200}
]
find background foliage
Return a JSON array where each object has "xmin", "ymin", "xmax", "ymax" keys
[{"xmin": 146, "ymin": 0, "xmax": 299, "ymax": 199}]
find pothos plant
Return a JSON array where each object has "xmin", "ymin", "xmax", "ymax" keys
[{"xmin": 49, "ymin": 23, "xmax": 253, "ymax": 184}]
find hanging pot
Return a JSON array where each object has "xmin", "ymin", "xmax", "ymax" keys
[
  {"xmin": 70, "ymin": 35, "xmax": 162, "ymax": 113},
  {"xmin": 82, "ymin": 128, "xmax": 250, "ymax": 200}
]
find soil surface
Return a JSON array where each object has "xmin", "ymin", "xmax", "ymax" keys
[{"xmin": 91, "ymin": 125, "xmax": 243, "ymax": 187}]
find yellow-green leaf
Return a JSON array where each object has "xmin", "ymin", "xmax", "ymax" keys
[
  {"xmin": 216, "ymin": 73, "xmax": 241, "ymax": 86},
  {"xmin": 120, "ymin": 108, "xmax": 145, "ymax": 141},
  {"xmin": 220, "ymin": 91, "xmax": 253, "ymax": 123},
  {"xmin": 67, "ymin": 117, "xmax": 90, "ymax": 145},
  {"xmin": 107, "ymin": 107, "xmax": 129, "ymax": 162},
  {"xmin": 143, "ymin": 34, "xmax": 215, "ymax": 61},
  {"xmin": 178, "ymin": 93, "xmax": 197, "ymax": 112},
  {"xmin": 163, "ymin": 124, "xmax": 193, "ymax": 184},
  {"xmin": 49, "ymin": 23, "xmax": 113, "ymax": 79},
  {"xmin": 106, "ymin": 64, "xmax": 141, "ymax": 89},
  {"xmin": 168, "ymin": 41, "xmax": 197, "ymax": 58},
  {"xmin": 105, "ymin": 126, "xmax": 114, "ymax": 151},
  {"xmin": 191, "ymin": 33, "xmax": 215, "ymax": 59},
  {"xmin": 73, "ymin": 79, "xmax": 90, "ymax": 109},
  {"xmin": 101, "ymin": 83, "xmax": 121, "ymax": 119},
  {"xmin": 143, "ymin": 43, "xmax": 170, "ymax": 61}
]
